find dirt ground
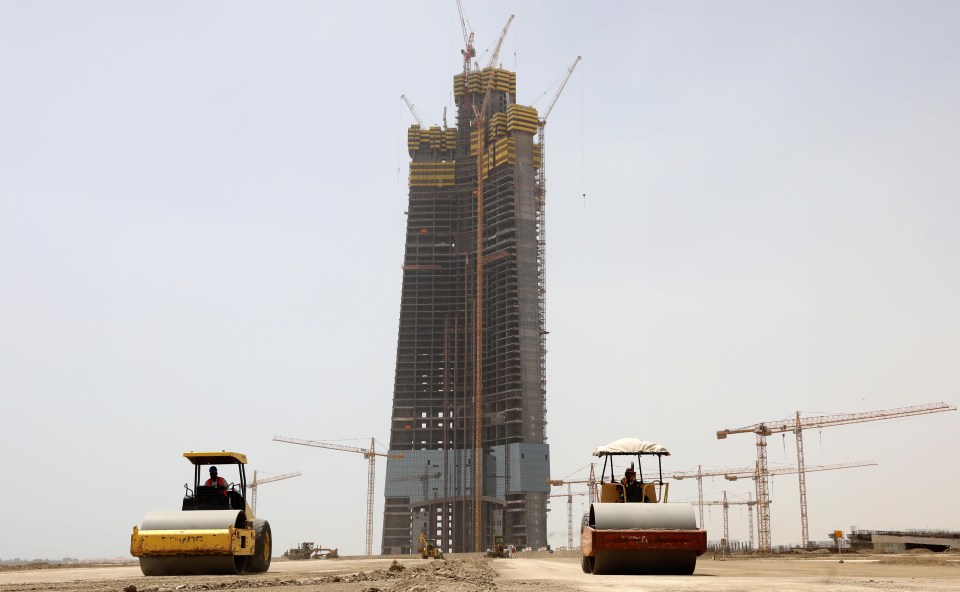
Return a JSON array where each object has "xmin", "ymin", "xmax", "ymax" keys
[{"xmin": 1, "ymin": 553, "xmax": 958, "ymax": 592}]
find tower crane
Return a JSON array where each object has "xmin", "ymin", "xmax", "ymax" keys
[
  {"xmin": 669, "ymin": 460, "xmax": 877, "ymax": 541},
  {"xmin": 470, "ymin": 14, "xmax": 514, "ymax": 553},
  {"xmin": 247, "ymin": 470, "xmax": 301, "ymax": 516},
  {"xmin": 716, "ymin": 401, "xmax": 956, "ymax": 550},
  {"xmin": 455, "ymin": 0, "xmax": 476, "ymax": 84},
  {"xmin": 533, "ymin": 56, "xmax": 580, "ymax": 416},
  {"xmin": 400, "ymin": 94, "xmax": 425, "ymax": 128},
  {"xmin": 273, "ymin": 436, "xmax": 403, "ymax": 556},
  {"xmin": 701, "ymin": 491, "xmax": 758, "ymax": 553},
  {"xmin": 547, "ymin": 487, "xmax": 589, "ymax": 549},
  {"xmin": 548, "ymin": 462, "xmax": 598, "ymax": 549}
]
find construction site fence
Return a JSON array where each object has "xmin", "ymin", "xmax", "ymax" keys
[{"xmin": 850, "ymin": 528, "xmax": 960, "ymax": 540}]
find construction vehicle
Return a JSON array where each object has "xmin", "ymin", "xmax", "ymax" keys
[
  {"xmin": 417, "ymin": 532, "xmax": 444, "ymax": 560},
  {"xmin": 314, "ymin": 546, "xmax": 339, "ymax": 559},
  {"xmin": 580, "ymin": 438, "xmax": 706, "ymax": 575},
  {"xmin": 485, "ymin": 535, "xmax": 511, "ymax": 558},
  {"xmin": 281, "ymin": 542, "xmax": 315, "ymax": 560},
  {"xmin": 130, "ymin": 451, "xmax": 272, "ymax": 576},
  {"xmin": 281, "ymin": 542, "xmax": 339, "ymax": 560}
]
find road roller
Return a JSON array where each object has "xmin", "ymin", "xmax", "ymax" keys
[
  {"xmin": 580, "ymin": 438, "xmax": 706, "ymax": 575},
  {"xmin": 130, "ymin": 451, "xmax": 272, "ymax": 576}
]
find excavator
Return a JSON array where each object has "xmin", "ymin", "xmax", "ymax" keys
[
  {"xmin": 417, "ymin": 532, "xmax": 444, "ymax": 560},
  {"xmin": 130, "ymin": 451, "xmax": 272, "ymax": 575},
  {"xmin": 580, "ymin": 438, "xmax": 706, "ymax": 575}
]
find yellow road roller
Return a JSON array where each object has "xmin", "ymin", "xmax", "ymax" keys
[
  {"xmin": 580, "ymin": 438, "xmax": 706, "ymax": 575},
  {"xmin": 131, "ymin": 451, "xmax": 272, "ymax": 576}
]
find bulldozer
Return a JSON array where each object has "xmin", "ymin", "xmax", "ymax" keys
[
  {"xmin": 130, "ymin": 451, "xmax": 272, "ymax": 576},
  {"xmin": 417, "ymin": 532, "xmax": 444, "ymax": 560},
  {"xmin": 580, "ymin": 438, "xmax": 706, "ymax": 575},
  {"xmin": 281, "ymin": 542, "xmax": 316, "ymax": 560}
]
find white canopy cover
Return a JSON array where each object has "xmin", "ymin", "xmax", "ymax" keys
[{"xmin": 593, "ymin": 438, "xmax": 670, "ymax": 457}]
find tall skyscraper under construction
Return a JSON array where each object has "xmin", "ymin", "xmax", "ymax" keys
[{"xmin": 381, "ymin": 53, "xmax": 551, "ymax": 553}]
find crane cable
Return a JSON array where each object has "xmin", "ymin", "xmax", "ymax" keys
[{"xmin": 580, "ymin": 58, "xmax": 587, "ymax": 209}]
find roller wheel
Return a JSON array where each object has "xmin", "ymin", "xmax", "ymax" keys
[
  {"xmin": 247, "ymin": 520, "xmax": 272, "ymax": 573},
  {"xmin": 581, "ymin": 555, "xmax": 594, "ymax": 574}
]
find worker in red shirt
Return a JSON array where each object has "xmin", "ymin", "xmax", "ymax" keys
[{"xmin": 205, "ymin": 466, "xmax": 228, "ymax": 493}]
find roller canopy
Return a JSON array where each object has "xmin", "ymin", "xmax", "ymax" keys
[
  {"xmin": 593, "ymin": 438, "xmax": 670, "ymax": 457},
  {"xmin": 184, "ymin": 451, "xmax": 248, "ymax": 465}
]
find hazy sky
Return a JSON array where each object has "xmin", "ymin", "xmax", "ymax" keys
[{"xmin": 1, "ymin": 1, "xmax": 958, "ymax": 560}]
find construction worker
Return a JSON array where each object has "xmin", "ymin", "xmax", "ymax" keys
[
  {"xmin": 619, "ymin": 466, "xmax": 645, "ymax": 503},
  {"xmin": 205, "ymin": 466, "xmax": 228, "ymax": 493}
]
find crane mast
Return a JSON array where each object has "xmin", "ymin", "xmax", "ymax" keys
[
  {"xmin": 533, "ymin": 56, "xmax": 580, "ymax": 428},
  {"xmin": 700, "ymin": 492, "xmax": 760, "ymax": 550},
  {"xmin": 701, "ymin": 492, "xmax": 758, "ymax": 553},
  {"xmin": 547, "ymin": 487, "xmax": 588, "ymax": 549},
  {"xmin": 548, "ymin": 474, "xmax": 596, "ymax": 549},
  {"xmin": 716, "ymin": 402, "xmax": 956, "ymax": 550},
  {"xmin": 273, "ymin": 435, "xmax": 403, "ymax": 555},
  {"xmin": 697, "ymin": 492, "xmax": 760, "ymax": 550},
  {"xmin": 470, "ymin": 13, "xmax": 514, "ymax": 553}
]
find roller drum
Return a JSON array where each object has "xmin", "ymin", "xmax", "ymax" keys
[
  {"xmin": 141, "ymin": 510, "xmax": 246, "ymax": 531},
  {"xmin": 136, "ymin": 510, "xmax": 249, "ymax": 576},
  {"xmin": 590, "ymin": 503, "xmax": 697, "ymax": 530},
  {"xmin": 587, "ymin": 503, "xmax": 701, "ymax": 575}
]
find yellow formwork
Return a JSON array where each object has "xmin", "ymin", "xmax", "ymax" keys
[
  {"xmin": 494, "ymin": 135, "xmax": 516, "ymax": 164},
  {"xmin": 454, "ymin": 68, "xmax": 517, "ymax": 99},
  {"xmin": 468, "ymin": 104, "xmax": 538, "ymax": 153},
  {"xmin": 408, "ymin": 126, "xmax": 456, "ymax": 156},
  {"xmin": 407, "ymin": 125, "xmax": 423, "ymax": 152},
  {"xmin": 464, "ymin": 104, "xmax": 540, "ymax": 179},
  {"xmin": 409, "ymin": 161, "xmax": 455, "ymax": 188},
  {"xmin": 489, "ymin": 112, "xmax": 507, "ymax": 138},
  {"xmin": 506, "ymin": 104, "xmax": 539, "ymax": 135}
]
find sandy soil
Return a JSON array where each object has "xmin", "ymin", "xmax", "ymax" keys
[{"xmin": 1, "ymin": 553, "xmax": 958, "ymax": 592}]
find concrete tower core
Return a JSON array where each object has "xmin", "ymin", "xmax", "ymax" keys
[{"xmin": 381, "ymin": 66, "xmax": 550, "ymax": 554}]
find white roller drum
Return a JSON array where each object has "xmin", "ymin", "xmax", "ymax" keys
[
  {"xmin": 591, "ymin": 503, "xmax": 697, "ymax": 530},
  {"xmin": 141, "ymin": 510, "xmax": 244, "ymax": 531}
]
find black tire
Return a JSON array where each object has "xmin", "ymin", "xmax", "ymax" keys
[{"xmin": 247, "ymin": 520, "xmax": 272, "ymax": 573}]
